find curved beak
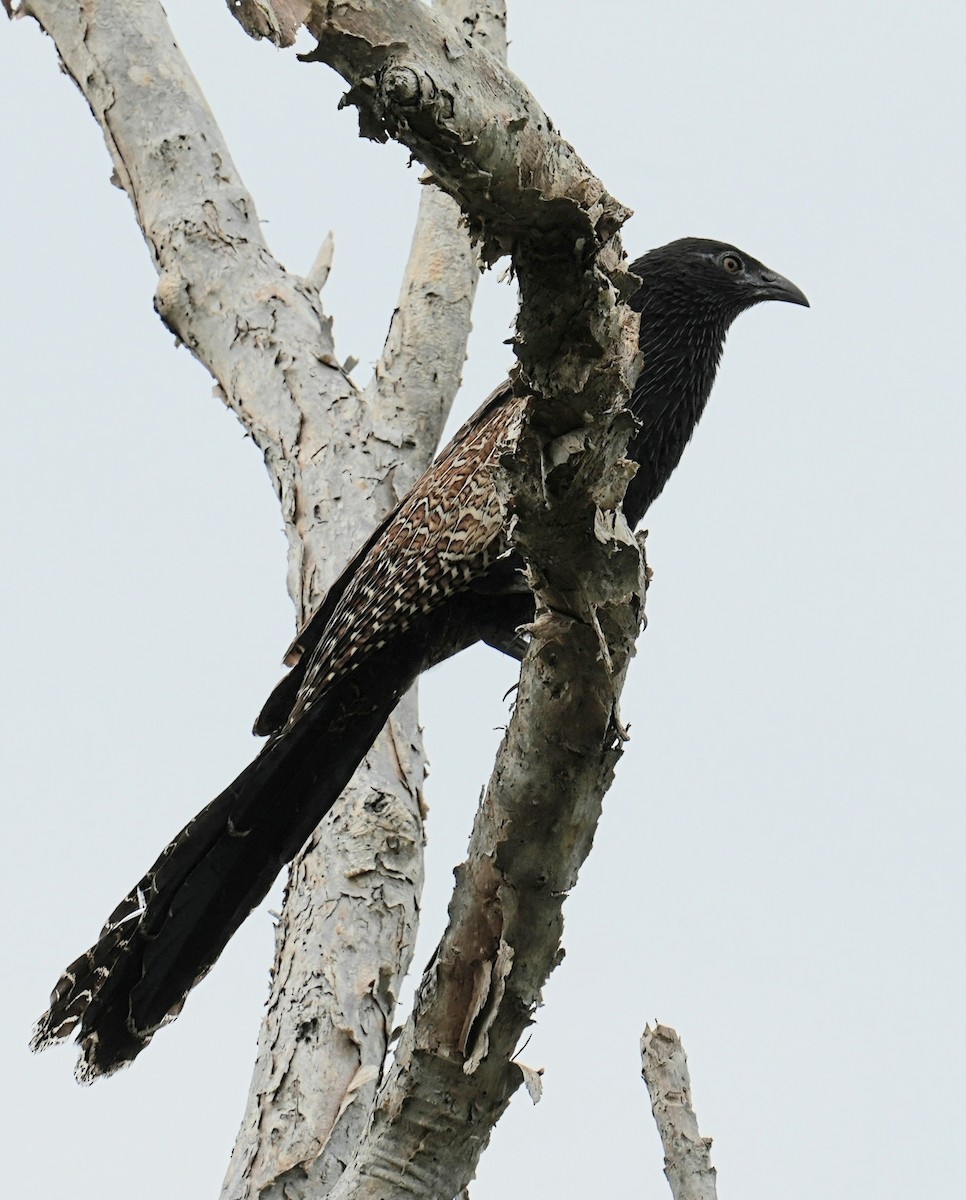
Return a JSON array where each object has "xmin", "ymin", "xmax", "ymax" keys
[{"xmin": 756, "ymin": 267, "xmax": 809, "ymax": 308}]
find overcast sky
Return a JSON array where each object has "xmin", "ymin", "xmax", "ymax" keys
[{"xmin": 2, "ymin": 3, "xmax": 964, "ymax": 1197}]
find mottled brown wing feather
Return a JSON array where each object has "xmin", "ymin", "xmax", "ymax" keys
[{"xmin": 284, "ymin": 386, "xmax": 526, "ymax": 728}]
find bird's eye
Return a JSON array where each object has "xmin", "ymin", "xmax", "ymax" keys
[{"xmin": 721, "ymin": 254, "xmax": 743, "ymax": 274}]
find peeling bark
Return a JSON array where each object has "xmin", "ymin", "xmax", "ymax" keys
[
  {"xmin": 320, "ymin": 298, "xmax": 646, "ymax": 1198},
  {"xmin": 230, "ymin": 0, "xmax": 631, "ymax": 264},
  {"xmin": 12, "ymin": 2, "xmax": 650, "ymax": 1198},
  {"xmin": 224, "ymin": 62, "xmax": 489, "ymax": 1200},
  {"xmin": 9, "ymin": 3, "xmax": 471, "ymax": 1194}
]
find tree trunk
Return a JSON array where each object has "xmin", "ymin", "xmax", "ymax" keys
[{"xmin": 12, "ymin": 2, "xmax": 646, "ymax": 1196}]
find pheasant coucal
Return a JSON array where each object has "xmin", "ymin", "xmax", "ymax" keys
[{"xmin": 32, "ymin": 238, "xmax": 807, "ymax": 1080}]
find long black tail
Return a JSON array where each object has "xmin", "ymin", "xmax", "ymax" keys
[{"xmin": 30, "ymin": 662, "xmax": 409, "ymax": 1082}]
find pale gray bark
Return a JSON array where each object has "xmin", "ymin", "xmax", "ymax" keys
[
  {"xmin": 223, "ymin": 9, "xmax": 504, "ymax": 1190},
  {"xmin": 9, "ymin": 1, "xmax": 466, "ymax": 1189},
  {"xmin": 641, "ymin": 1025, "xmax": 720, "ymax": 1200},
  {"xmin": 11, "ymin": 1, "xmax": 651, "ymax": 1197},
  {"xmin": 230, "ymin": 0, "xmax": 631, "ymax": 265},
  {"xmin": 221, "ymin": 692, "xmax": 428, "ymax": 1200}
]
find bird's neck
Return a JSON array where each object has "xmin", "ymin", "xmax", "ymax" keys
[{"xmin": 623, "ymin": 310, "xmax": 729, "ymax": 528}]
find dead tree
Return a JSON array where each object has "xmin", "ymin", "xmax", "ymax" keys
[{"xmin": 7, "ymin": 1, "xmax": 662, "ymax": 1196}]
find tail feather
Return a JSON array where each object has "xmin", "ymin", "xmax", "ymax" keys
[{"xmin": 31, "ymin": 668, "xmax": 406, "ymax": 1081}]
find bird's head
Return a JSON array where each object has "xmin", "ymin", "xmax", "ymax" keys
[
  {"xmin": 621, "ymin": 237, "xmax": 807, "ymax": 523},
  {"xmin": 629, "ymin": 237, "xmax": 809, "ymax": 326}
]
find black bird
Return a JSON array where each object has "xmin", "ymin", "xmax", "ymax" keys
[{"xmin": 31, "ymin": 238, "xmax": 807, "ymax": 1080}]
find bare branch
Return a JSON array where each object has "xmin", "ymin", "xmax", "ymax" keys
[
  {"xmin": 231, "ymin": 0, "xmax": 631, "ymax": 264},
  {"xmin": 221, "ymin": 691, "xmax": 427, "ymax": 1200},
  {"xmin": 322, "ymin": 353, "xmax": 647, "ymax": 1197},
  {"xmin": 328, "ymin": 593, "xmax": 646, "ymax": 1198},
  {"xmin": 18, "ymin": 4, "xmax": 646, "ymax": 1197},
  {"xmin": 364, "ymin": 183, "xmax": 479, "ymax": 468},
  {"xmin": 16, "ymin": 0, "xmax": 362, "ymax": 615},
  {"xmin": 223, "ymin": 4, "xmax": 506, "ymax": 1190},
  {"xmin": 10, "ymin": 7, "xmax": 442, "ymax": 1191},
  {"xmin": 641, "ymin": 1025, "xmax": 720, "ymax": 1200}
]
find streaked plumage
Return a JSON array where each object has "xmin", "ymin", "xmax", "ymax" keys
[{"xmin": 32, "ymin": 238, "xmax": 807, "ymax": 1080}]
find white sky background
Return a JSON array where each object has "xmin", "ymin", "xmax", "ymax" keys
[{"xmin": 2, "ymin": 2, "xmax": 964, "ymax": 1196}]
